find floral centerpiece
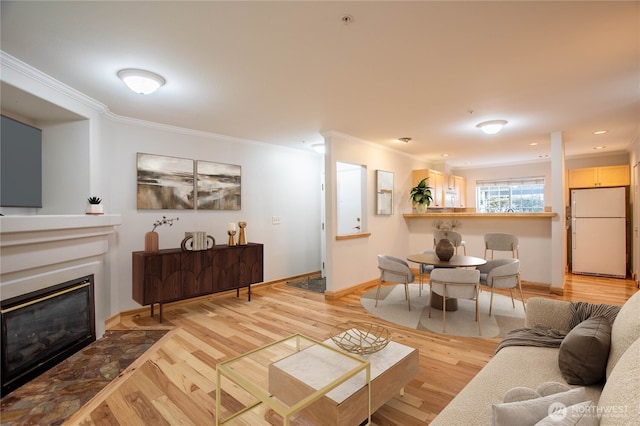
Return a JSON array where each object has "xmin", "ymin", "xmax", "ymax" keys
[{"xmin": 433, "ymin": 219, "xmax": 462, "ymax": 237}]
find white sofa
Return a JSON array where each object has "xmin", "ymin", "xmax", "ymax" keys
[{"xmin": 431, "ymin": 290, "xmax": 640, "ymax": 425}]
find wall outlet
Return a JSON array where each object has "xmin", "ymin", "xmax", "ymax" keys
[{"xmin": 272, "ymin": 216, "xmax": 281, "ymax": 225}]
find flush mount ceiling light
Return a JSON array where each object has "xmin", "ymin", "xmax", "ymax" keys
[
  {"xmin": 118, "ymin": 69, "xmax": 166, "ymax": 94},
  {"xmin": 594, "ymin": 130, "xmax": 608, "ymax": 135},
  {"xmin": 397, "ymin": 137, "xmax": 412, "ymax": 143},
  {"xmin": 311, "ymin": 143, "xmax": 325, "ymax": 153},
  {"xmin": 476, "ymin": 120, "xmax": 508, "ymax": 135}
]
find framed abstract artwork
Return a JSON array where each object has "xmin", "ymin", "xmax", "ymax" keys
[
  {"xmin": 136, "ymin": 153, "xmax": 195, "ymax": 210},
  {"xmin": 376, "ymin": 170, "xmax": 393, "ymax": 215},
  {"xmin": 196, "ymin": 160, "xmax": 241, "ymax": 210}
]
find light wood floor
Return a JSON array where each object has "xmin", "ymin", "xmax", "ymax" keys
[{"xmin": 65, "ymin": 274, "xmax": 638, "ymax": 425}]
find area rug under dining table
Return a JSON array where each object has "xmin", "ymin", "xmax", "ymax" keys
[{"xmin": 360, "ymin": 284, "xmax": 525, "ymax": 337}]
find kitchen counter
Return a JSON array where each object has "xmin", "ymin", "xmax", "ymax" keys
[
  {"xmin": 403, "ymin": 211, "xmax": 558, "ymax": 286},
  {"xmin": 403, "ymin": 212, "xmax": 557, "ymax": 219}
]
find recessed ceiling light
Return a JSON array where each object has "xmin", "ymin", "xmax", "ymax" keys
[
  {"xmin": 397, "ymin": 137, "xmax": 412, "ymax": 144},
  {"xmin": 441, "ymin": 154, "xmax": 449, "ymax": 157},
  {"xmin": 594, "ymin": 146, "xmax": 606, "ymax": 150},
  {"xmin": 594, "ymin": 130, "xmax": 608, "ymax": 135},
  {"xmin": 529, "ymin": 142, "xmax": 539, "ymax": 146},
  {"xmin": 340, "ymin": 14, "xmax": 354, "ymax": 24},
  {"xmin": 476, "ymin": 120, "xmax": 508, "ymax": 135},
  {"xmin": 118, "ymin": 68, "xmax": 165, "ymax": 94}
]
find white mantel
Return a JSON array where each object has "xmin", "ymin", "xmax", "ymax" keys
[{"xmin": 0, "ymin": 214, "xmax": 121, "ymax": 337}]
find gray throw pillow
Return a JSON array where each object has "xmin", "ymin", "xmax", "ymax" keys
[{"xmin": 558, "ymin": 316, "xmax": 611, "ymax": 385}]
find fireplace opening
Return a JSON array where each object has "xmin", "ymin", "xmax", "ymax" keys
[{"xmin": 1, "ymin": 275, "xmax": 96, "ymax": 397}]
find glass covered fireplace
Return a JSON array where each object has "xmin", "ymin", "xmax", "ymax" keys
[{"xmin": 1, "ymin": 275, "xmax": 96, "ymax": 396}]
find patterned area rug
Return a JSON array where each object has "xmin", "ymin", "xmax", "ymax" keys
[
  {"xmin": 0, "ymin": 329, "xmax": 167, "ymax": 426},
  {"xmin": 361, "ymin": 284, "xmax": 525, "ymax": 337}
]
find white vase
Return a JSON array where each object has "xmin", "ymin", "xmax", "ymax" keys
[
  {"xmin": 86, "ymin": 204, "xmax": 104, "ymax": 215},
  {"xmin": 415, "ymin": 203, "xmax": 428, "ymax": 214}
]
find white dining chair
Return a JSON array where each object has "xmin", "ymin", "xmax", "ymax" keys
[
  {"xmin": 484, "ymin": 233, "xmax": 519, "ymax": 259},
  {"xmin": 377, "ymin": 255, "xmax": 416, "ymax": 311},
  {"xmin": 429, "ymin": 268, "xmax": 481, "ymax": 335},
  {"xmin": 477, "ymin": 258, "xmax": 526, "ymax": 315}
]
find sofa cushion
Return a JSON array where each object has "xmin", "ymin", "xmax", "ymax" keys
[
  {"xmin": 598, "ymin": 336, "xmax": 640, "ymax": 425},
  {"xmin": 606, "ymin": 290, "xmax": 640, "ymax": 379},
  {"xmin": 534, "ymin": 400, "xmax": 599, "ymax": 425},
  {"xmin": 525, "ymin": 298, "xmax": 572, "ymax": 331},
  {"xmin": 558, "ymin": 316, "xmax": 611, "ymax": 385},
  {"xmin": 492, "ymin": 387, "xmax": 587, "ymax": 426}
]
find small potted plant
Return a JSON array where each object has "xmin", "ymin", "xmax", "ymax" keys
[
  {"xmin": 86, "ymin": 196, "xmax": 103, "ymax": 215},
  {"xmin": 409, "ymin": 178, "xmax": 433, "ymax": 214}
]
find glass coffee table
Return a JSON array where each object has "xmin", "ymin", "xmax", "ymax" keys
[
  {"xmin": 216, "ymin": 334, "xmax": 371, "ymax": 425},
  {"xmin": 216, "ymin": 331, "xmax": 418, "ymax": 425}
]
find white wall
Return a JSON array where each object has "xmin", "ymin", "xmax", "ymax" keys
[
  {"xmin": 41, "ymin": 120, "xmax": 91, "ymax": 214},
  {"xmin": 324, "ymin": 132, "xmax": 429, "ymax": 293},
  {"xmin": 565, "ymin": 152, "xmax": 630, "ymax": 170},
  {"xmin": 103, "ymin": 118, "xmax": 324, "ymax": 312}
]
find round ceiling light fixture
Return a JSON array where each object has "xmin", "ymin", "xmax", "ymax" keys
[
  {"xmin": 311, "ymin": 143, "xmax": 325, "ymax": 153},
  {"xmin": 118, "ymin": 68, "xmax": 166, "ymax": 95},
  {"xmin": 476, "ymin": 120, "xmax": 508, "ymax": 135},
  {"xmin": 397, "ymin": 137, "xmax": 412, "ymax": 144}
]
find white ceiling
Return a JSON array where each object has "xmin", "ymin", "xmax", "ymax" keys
[{"xmin": 1, "ymin": 1, "xmax": 638, "ymax": 168}]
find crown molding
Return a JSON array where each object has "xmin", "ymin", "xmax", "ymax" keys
[{"xmin": 1, "ymin": 50, "xmax": 109, "ymax": 114}]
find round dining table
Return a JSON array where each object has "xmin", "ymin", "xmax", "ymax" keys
[{"xmin": 406, "ymin": 253, "xmax": 487, "ymax": 311}]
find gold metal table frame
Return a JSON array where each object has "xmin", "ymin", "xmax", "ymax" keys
[{"xmin": 216, "ymin": 333, "xmax": 371, "ymax": 426}]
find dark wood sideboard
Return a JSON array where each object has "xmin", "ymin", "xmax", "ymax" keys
[{"xmin": 132, "ymin": 243, "xmax": 263, "ymax": 322}]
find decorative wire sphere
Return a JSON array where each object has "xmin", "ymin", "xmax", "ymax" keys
[{"xmin": 329, "ymin": 321, "xmax": 391, "ymax": 355}]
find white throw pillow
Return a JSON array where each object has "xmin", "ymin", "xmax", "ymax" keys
[
  {"xmin": 492, "ymin": 387, "xmax": 587, "ymax": 426},
  {"xmin": 535, "ymin": 400, "xmax": 599, "ymax": 425}
]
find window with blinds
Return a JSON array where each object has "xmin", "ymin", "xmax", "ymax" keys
[{"xmin": 476, "ymin": 176, "xmax": 545, "ymax": 213}]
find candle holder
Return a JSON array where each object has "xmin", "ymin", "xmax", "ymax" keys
[
  {"xmin": 238, "ymin": 221, "xmax": 247, "ymax": 245},
  {"xmin": 227, "ymin": 230, "xmax": 237, "ymax": 246}
]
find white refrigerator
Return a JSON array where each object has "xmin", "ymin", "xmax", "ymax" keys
[{"xmin": 571, "ymin": 187, "xmax": 626, "ymax": 278}]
